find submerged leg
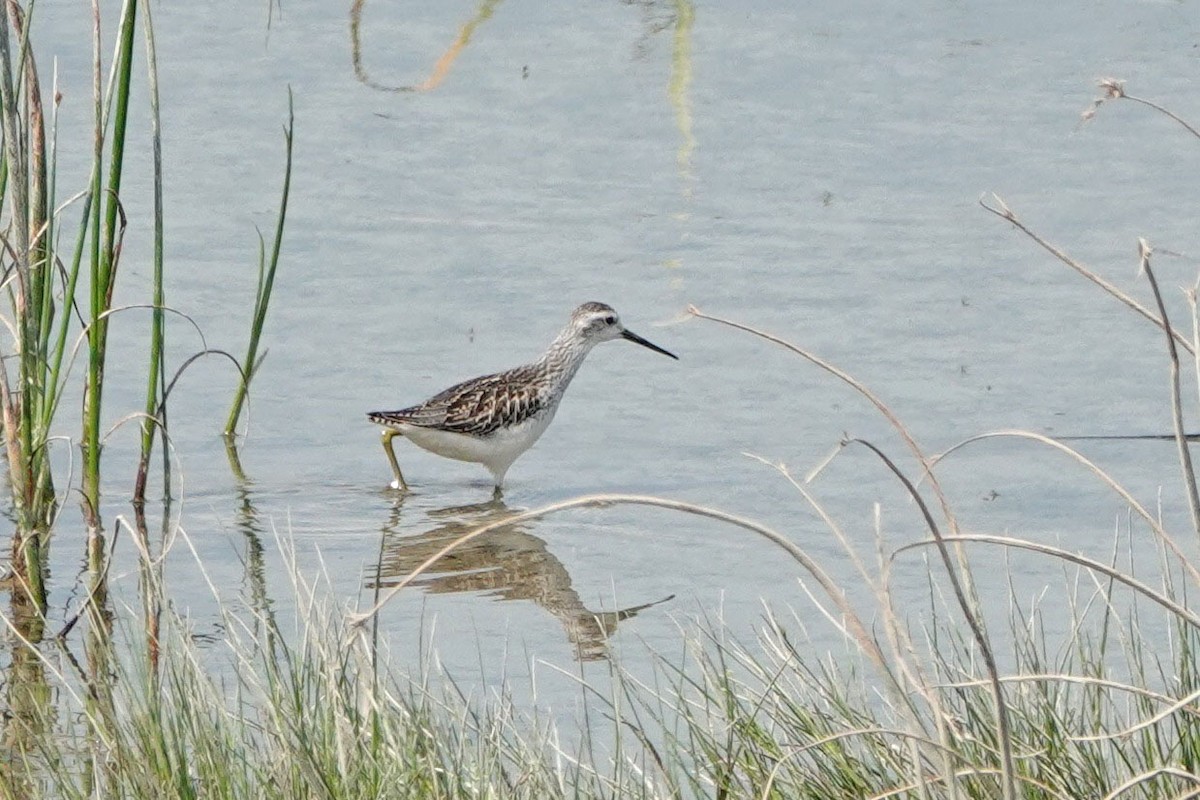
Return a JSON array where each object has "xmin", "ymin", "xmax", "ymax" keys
[
  {"xmin": 489, "ymin": 465, "xmax": 509, "ymax": 500},
  {"xmin": 381, "ymin": 429, "xmax": 409, "ymax": 491}
]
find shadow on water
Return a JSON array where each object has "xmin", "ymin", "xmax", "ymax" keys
[
  {"xmin": 0, "ymin": 570, "xmax": 48, "ymax": 795},
  {"xmin": 42, "ymin": 526, "xmax": 116, "ymax": 795},
  {"xmin": 625, "ymin": 0, "xmax": 696, "ymax": 184},
  {"xmin": 81, "ymin": 526, "xmax": 115, "ymax": 794},
  {"xmin": 350, "ymin": 0, "xmax": 503, "ymax": 93},
  {"xmin": 349, "ymin": 0, "xmax": 695, "ymax": 116},
  {"xmin": 225, "ymin": 440, "xmax": 278, "ymax": 643},
  {"xmin": 370, "ymin": 497, "xmax": 672, "ymax": 662}
]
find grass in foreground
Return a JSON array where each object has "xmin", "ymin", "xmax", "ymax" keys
[{"xmin": 2, "ymin": 483, "xmax": 1200, "ymax": 800}]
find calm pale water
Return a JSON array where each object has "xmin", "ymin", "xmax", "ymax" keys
[{"xmin": 17, "ymin": 0, "xmax": 1200, "ymax": 716}]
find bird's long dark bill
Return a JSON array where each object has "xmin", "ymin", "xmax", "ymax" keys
[{"xmin": 622, "ymin": 329, "xmax": 678, "ymax": 359}]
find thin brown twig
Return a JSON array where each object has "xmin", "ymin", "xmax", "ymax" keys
[
  {"xmin": 1138, "ymin": 239, "xmax": 1200, "ymax": 540},
  {"xmin": 941, "ymin": 672, "xmax": 1193, "ymax": 718},
  {"xmin": 1084, "ymin": 79, "xmax": 1200, "ymax": 142},
  {"xmin": 979, "ymin": 194, "xmax": 1194, "ymax": 356},
  {"xmin": 893, "ymin": 534, "xmax": 1200, "ymax": 630},
  {"xmin": 1101, "ymin": 767, "xmax": 1200, "ymax": 800},
  {"xmin": 929, "ymin": 429, "xmax": 1200, "ymax": 588},
  {"xmin": 685, "ymin": 305, "xmax": 974, "ymax": 589}
]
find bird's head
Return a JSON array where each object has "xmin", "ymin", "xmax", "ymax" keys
[{"xmin": 569, "ymin": 302, "xmax": 678, "ymax": 359}]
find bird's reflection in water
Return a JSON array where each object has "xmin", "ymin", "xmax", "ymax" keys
[{"xmin": 371, "ymin": 497, "xmax": 672, "ymax": 662}]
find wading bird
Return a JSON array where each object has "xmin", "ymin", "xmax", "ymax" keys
[{"xmin": 368, "ymin": 302, "xmax": 677, "ymax": 492}]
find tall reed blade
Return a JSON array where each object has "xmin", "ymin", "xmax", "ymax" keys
[
  {"xmin": 0, "ymin": 0, "xmax": 51, "ymax": 611},
  {"xmin": 134, "ymin": 0, "xmax": 165, "ymax": 509},
  {"xmin": 82, "ymin": 0, "xmax": 138, "ymax": 527},
  {"xmin": 224, "ymin": 89, "xmax": 293, "ymax": 440}
]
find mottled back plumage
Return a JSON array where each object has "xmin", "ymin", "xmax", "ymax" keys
[{"xmin": 368, "ymin": 363, "xmax": 550, "ymax": 438}]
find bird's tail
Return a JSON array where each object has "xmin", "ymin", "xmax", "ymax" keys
[{"xmin": 368, "ymin": 411, "xmax": 408, "ymax": 427}]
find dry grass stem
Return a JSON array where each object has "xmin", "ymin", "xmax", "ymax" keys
[
  {"xmin": 932, "ymin": 430, "xmax": 1200, "ymax": 587},
  {"xmin": 980, "ymin": 194, "xmax": 1194, "ymax": 356},
  {"xmin": 1083, "ymin": 78, "xmax": 1200, "ymax": 142},
  {"xmin": 1138, "ymin": 238, "xmax": 1200, "ymax": 540}
]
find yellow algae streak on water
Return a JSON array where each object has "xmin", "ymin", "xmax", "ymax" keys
[
  {"xmin": 667, "ymin": 0, "xmax": 695, "ymax": 293},
  {"xmin": 669, "ymin": 0, "xmax": 696, "ymax": 197}
]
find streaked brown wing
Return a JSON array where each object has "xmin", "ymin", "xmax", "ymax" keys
[{"xmin": 368, "ymin": 366, "xmax": 546, "ymax": 437}]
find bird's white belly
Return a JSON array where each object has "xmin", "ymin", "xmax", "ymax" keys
[{"xmin": 400, "ymin": 411, "xmax": 556, "ymax": 473}]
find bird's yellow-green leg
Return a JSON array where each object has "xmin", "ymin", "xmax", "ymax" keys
[{"xmin": 381, "ymin": 429, "xmax": 409, "ymax": 491}]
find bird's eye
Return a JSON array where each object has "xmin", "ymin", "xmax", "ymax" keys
[{"xmin": 604, "ymin": 315, "xmax": 616, "ymax": 325}]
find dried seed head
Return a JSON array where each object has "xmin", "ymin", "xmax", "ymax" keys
[{"xmin": 1081, "ymin": 79, "xmax": 1126, "ymax": 123}]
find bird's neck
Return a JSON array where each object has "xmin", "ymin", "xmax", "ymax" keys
[{"xmin": 537, "ymin": 330, "xmax": 593, "ymax": 390}]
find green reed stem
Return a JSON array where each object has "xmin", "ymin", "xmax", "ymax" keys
[
  {"xmin": 16, "ymin": 4, "xmax": 49, "ymax": 380},
  {"xmin": 83, "ymin": 4, "xmax": 103, "ymax": 523},
  {"xmin": 134, "ymin": 0, "xmax": 164, "ymax": 508},
  {"xmin": 0, "ymin": 0, "xmax": 49, "ymax": 610},
  {"xmin": 224, "ymin": 89, "xmax": 293, "ymax": 438},
  {"xmin": 83, "ymin": 0, "xmax": 137, "ymax": 522},
  {"xmin": 41, "ymin": 188, "xmax": 92, "ymax": 427},
  {"xmin": 27, "ymin": 56, "xmax": 67, "ymax": 529},
  {"xmin": 0, "ymin": 2, "xmax": 32, "ymax": 502}
]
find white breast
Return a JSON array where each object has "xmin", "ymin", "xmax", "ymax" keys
[{"xmin": 399, "ymin": 407, "xmax": 557, "ymax": 482}]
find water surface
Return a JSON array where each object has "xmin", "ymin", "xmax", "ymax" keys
[{"xmin": 21, "ymin": 0, "xmax": 1200, "ymax": 714}]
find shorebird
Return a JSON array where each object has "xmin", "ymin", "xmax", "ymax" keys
[{"xmin": 367, "ymin": 302, "xmax": 677, "ymax": 492}]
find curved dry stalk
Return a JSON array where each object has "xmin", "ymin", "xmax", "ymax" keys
[
  {"xmin": 849, "ymin": 438, "xmax": 1016, "ymax": 800},
  {"xmin": 758, "ymin": 725, "xmax": 959, "ymax": 800},
  {"xmin": 685, "ymin": 306, "xmax": 957, "ymax": 522},
  {"xmin": 691, "ymin": 306, "xmax": 992, "ymax": 798},
  {"xmin": 49, "ymin": 186, "xmax": 89, "ymax": 217},
  {"xmin": 893, "ymin": 534, "xmax": 1200, "ymax": 629},
  {"xmin": 1071, "ymin": 685, "xmax": 1200, "ymax": 743},
  {"xmin": 943, "ymin": 672, "xmax": 1188, "ymax": 712},
  {"xmin": 1188, "ymin": 285, "xmax": 1200, "ymax": 432},
  {"xmin": 929, "ymin": 429, "xmax": 1200, "ymax": 588},
  {"xmin": 745, "ymin": 453, "xmax": 946, "ymax": 724},
  {"xmin": 979, "ymin": 194, "xmax": 1194, "ymax": 355},
  {"xmin": 100, "ymin": 410, "xmax": 162, "ymax": 445},
  {"xmin": 871, "ymin": 769, "xmax": 1071, "ymax": 800},
  {"xmin": 50, "ymin": 302, "xmax": 212, "ymax": 423},
  {"xmin": 1087, "ymin": 79, "xmax": 1200, "ymax": 141},
  {"xmin": 1138, "ymin": 239, "xmax": 1200, "ymax": 539},
  {"xmin": 686, "ymin": 306, "xmax": 976, "ymax": 603},
  {"xmin": 1102, "ymin": 767, "xmax": 1200, "ymax": 800}
]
